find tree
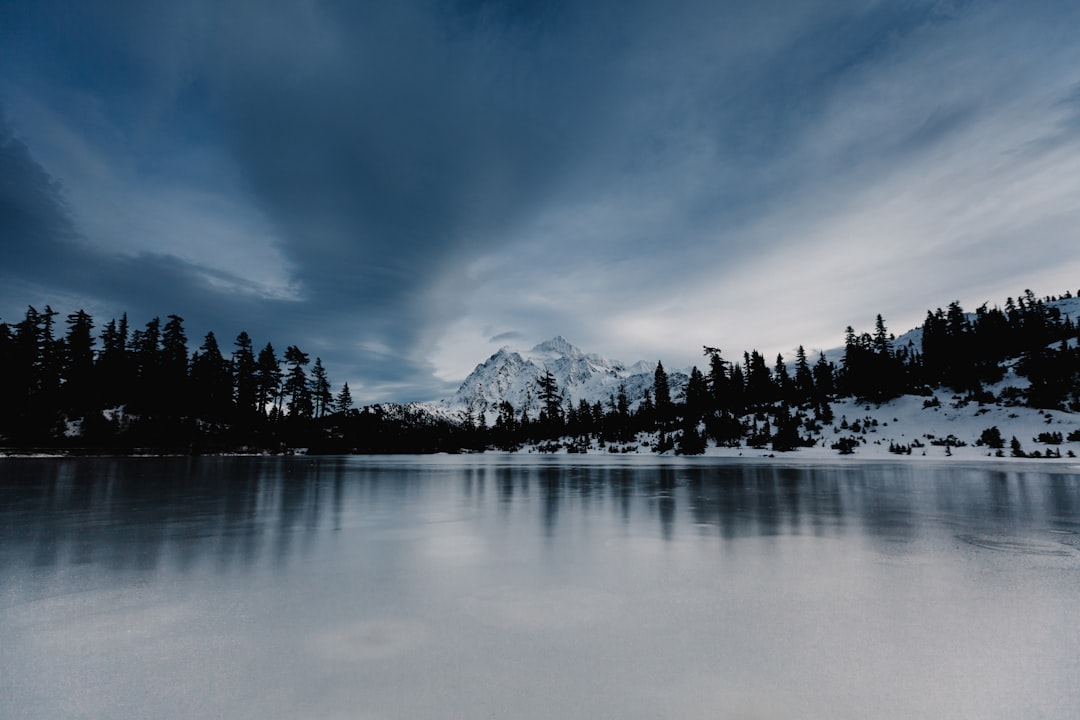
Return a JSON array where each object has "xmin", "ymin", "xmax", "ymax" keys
[
  {"xmin": 63, "ymin": 310, "xmax": 95, "ymax": 412},
  {"xmin": 684, "ymin": 366, "xmax": 709, "ymax": 423},
  {"xmin": 232, "ymin": 332, "xmax": 258, "ymax": 418},
  {"xmin": 703, "ymin": 346, "xmax": 728, "ymax": 412},
  {"xmin": 98, "ymin": 315, "xmax": 131, "ymax": 407},
  {"xmin": 335, "ymin": 381, "xmax": 354, "ymax": 415},
  {"xmin": 255, "ymin": 343, "xmax": 282, "ymax": 418},
  {"xmin": 161, "ymin": 314, "xmax": 189, "ymax": 415},
  {"xmin": 774, "ymin": 354, "xmax": 792, "ymax": 403},
  {"xmin": 283, "ymin": 345, "xmax": 312, "ymax": 419},
  {"xmin": 191, "ymin": 332, "xmax": 233, "ymax": 423},
  {"xmin": 812, "ymin": 352, "xmax": 834, "ymax": 401},
  {"xmin": 654, "ymin": 361, "xmax": 672, "ymax": 422},
  {"xmin": 536, "ymin": 369, "xmax": 562, "ymax": 429},
  {"xmin": 310, "ymin": 357, "xmax": 332, "ymax": 418},
  {"xmin": 744, "ymin": 350, "xmax": 774, "ymax": 407},
  {"xmin": 794, "ymin": 345, "xmax": 814, "ymax": 404}
]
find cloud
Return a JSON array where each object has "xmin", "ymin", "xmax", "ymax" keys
[{"xmin": 0, "ymin": 107, "xmax": 77, "ymax": 272}]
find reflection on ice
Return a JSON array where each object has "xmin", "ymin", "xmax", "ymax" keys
[{"xmin": 2, "ymin": 456, "xmax": 1079, "ymax": 720}]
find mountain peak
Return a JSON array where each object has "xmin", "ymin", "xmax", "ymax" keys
[{"xmin": 530, "ymin": 336, "xmax": 582, "ymax": 357}]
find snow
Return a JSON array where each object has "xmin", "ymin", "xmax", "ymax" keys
[{"xmin": 424, "ymin": 336, "xmax": 687, "ymax": 422}]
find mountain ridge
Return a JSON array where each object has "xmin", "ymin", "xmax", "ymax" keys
[{"xmin": 426, "ymin": 336, "xmax": 688, "ymax": 422}]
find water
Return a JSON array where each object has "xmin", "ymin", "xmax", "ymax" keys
[{"xmin": 2, "ymin": 455, "xmax": 1079, "ymax": 719}]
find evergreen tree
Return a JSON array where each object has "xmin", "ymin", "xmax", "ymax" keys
[
  {"xmin": 98, "ymin": 315, "xmax": 131, "ymax": 407},
  {"xmin": 190, "ymin": 332, "xmax": 233, "ymax": 423},
  {"xmin": 812, "ymin": 352, "xmax": 834, "ymax": 400},
  {"xmin": 684, "ymin": 366, "xmax": 709, "ymax": 423},
  {"xmin": 255, "ymin": 343, "xmax": 282, "ymax": 418},
  {"xmin": 310, "ymin": 357, "xmax": 333, "ymax": 418},
  {"xmin": 335, "ymin": 381, "xmax": 354, "ymax": 414},
  {"xmin": 703, "ymin": 346, "xmax": 728, "ymax": 412},
  {"xmin": 744, "ymin": 350, "xmax": 774, "ymax": 407},
  {"xmin": 654, "ymin": 361, "xmax": 672, "ymax": 422},
  {"xmin": 794, "ymin": 345, "xmax": 814, "ymax": 404},
  {"xmin": 232, "ymin": 332, "xmax": 258, "ymax": 419},
  {"xmin": 62, "ymin": 310, "xmax": 95, "ymax": 412},
  {"xmin": 161, "ymin": 314, "xmax": 189, "ymax": 416},
  {"xmin": 536, "ymin": 369, "xmax": 563, "ymax": 431},
  {"xmin": 283, "ymin": 345, "xmax": 312, "ymax": 419},
  {"xmin": 774, "ymin": 354, "xmax": 793, "ymax": 403}
]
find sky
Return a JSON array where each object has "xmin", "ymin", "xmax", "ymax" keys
[{"xmin": 3, "ymin": 0, "xmax": 1080, "ymax": 403}]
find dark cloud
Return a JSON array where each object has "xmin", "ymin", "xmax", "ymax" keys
[{"xmin": 0, "ymin": 109, "xmax": 76, "ymax": 271}]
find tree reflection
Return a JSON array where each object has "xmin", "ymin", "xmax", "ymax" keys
[{"xmin": 2, "ymin": 458, "xmax": 1078, "ymax": 579}]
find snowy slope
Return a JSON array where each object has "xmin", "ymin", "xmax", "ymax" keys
[{"xmin": 425, "ymin": 336, "xmax": 687, "ymax": 422}]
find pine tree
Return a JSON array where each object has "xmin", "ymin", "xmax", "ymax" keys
[
  {"xmin": 703, "ymin": 346, "xmax": 728, "ymax": 412},
  {"xmin": 654, "ymin": 361, "xmax": 672, "ymax": 423},
  {"xmin": 335, "ymin": 382, "xmax": 354, "ymax": 414},
  {"xmin": 62, "ymin": 310, "xmax": 95, "ymax": 412},
  {"xmin": 684, "ymin": 366, "xmax": 709, "ymax": 423},
  {"xmin": 774, "ymin": 354, "xmax": 792, "ymax": 403},
  {"xmin": 161, "ymin": 314, "xmax": 188, "ymax": 416},
  {"xmin": 232, "ymin": 332, "xmax": 258, "ymax": 418},
  {"xmin": 283, "ymin": 345, "xmax": 312, "ymax": 419},
  {"xmin": 310, "ymin": 357, "xmax": 332, "ymax": 418},
  {"xmin": 191, "ymin": 332, "xmax": 233, "ymax": 423},
  {"xmin": 255, "ymin": 343, "xmax": 282, "ymax": 418},
  {"xmin": 537, "ymin": 369, "xmax": 562, "ymax": 429}
]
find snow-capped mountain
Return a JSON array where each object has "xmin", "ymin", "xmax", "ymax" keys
[{"xmin": 427, "ymin": 336, "xmax": 687, "ymax": 422}]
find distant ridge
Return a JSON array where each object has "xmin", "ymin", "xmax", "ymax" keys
[{"xmin": 426, "ymin": 337, "xmax": 687, "ymax": 422}]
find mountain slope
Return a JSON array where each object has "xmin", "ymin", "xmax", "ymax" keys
[{"xmin": 426, "ymin": 336, "xmax": 687, "ymax": 422}]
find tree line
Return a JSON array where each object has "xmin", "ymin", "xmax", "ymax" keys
[
  {"xmin": 1, "ymin": 289, "xmax": 1078, "ymax": 454},
  {"xmin": 0, "ymin": 307, "xmax": 352, "ymax": 451}
]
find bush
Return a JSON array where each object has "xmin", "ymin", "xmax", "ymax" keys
[
  {"xmin": 832, "ymin": 437, "xmax": 859, "ymax": 455},
  {"xmin": 1010, "ymin": 436, "xmax": 1026, "ymax": 458},
  {"xmin": 977, "ymin": 426, "xmax": 1005, "ymax": 449}
]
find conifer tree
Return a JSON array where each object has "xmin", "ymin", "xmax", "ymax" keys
[
  {"xmin": 63, "ymin": 310, "xmax": 95, "ymax": 412},
  {"xmin": 654, "ymin": 361, "xmax": 672, "ymax": 422},
  {"xmin": 794, "ymin": 345, "xmax": 814, "ymax": 403},
  {"xmin": 537, "ymin": 369, "xmax": 562, "ymax": 430},
  {"xmin": 335, "ymin": 382, "xmax": 354, "ymax": 414},
  {"xmin": 232, "ymin": 332, "xmax": 258, "ymax": 418},
  {"xmin": 191, "ymin": 332, "xmax": 234, "ymax": 423},
  {"xmin": 310, "ymin": 357, "xmax": 332, "ymax": 418},
  {"xmin": 704, "ymin": 346, "xmax": 728, "ymax": 412},
  {"xmin": 255, "ymin": 343, "xmax": 282, "ymax": 418},
  {"xmin": 283, "ymin": 345, "xmax": 312, "ymax": 419}
]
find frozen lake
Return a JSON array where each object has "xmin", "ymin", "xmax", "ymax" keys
[{"xmin": 2, "ymin": 455, "xmax": 1079, "ymax": 719}]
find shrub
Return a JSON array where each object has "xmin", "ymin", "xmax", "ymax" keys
[
  {"xmin": 832, "ymin": 437, "xmax": 859, "ymax": 455},
  {"xmin": 977, "ymin": 426, "xmax": 1005, "ymax": 449}
]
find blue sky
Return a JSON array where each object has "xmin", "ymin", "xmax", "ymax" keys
[{"xmin": 3, "ymin": 0, "xmax": 1079, "ymax": 402}]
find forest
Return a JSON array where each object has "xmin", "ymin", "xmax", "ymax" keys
[{"xmin": 1, "ymin": 289, "xmax": 1078, "ymax": 455}]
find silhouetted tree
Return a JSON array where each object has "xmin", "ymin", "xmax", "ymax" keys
[
  {"xmin": 283, "ymin": 345, "xmax": 312, "ymax": 419},
  {"xmin": 310, "ymin": 357, "xmax": 332, "ymax": 418},
  {"xmin": 335, "ymin": 381, "xmax": 354, "ymax": 415},
  {"xmin": 255, "ymin": 343, "xmax": 282, "ymax": 419},
  {"xmin": 654, "ymin": 361, "xmax": 672, "ymax": 422}
]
